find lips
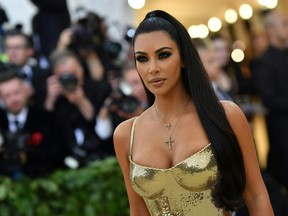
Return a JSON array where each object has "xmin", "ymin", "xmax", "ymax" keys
[
  {"xmin": 148, "ymin": 77, "xmax": 166, "ymax": 87},
  {"xmin": 149, "ymin": 77, "xmax": 165, "ymax": 83}
]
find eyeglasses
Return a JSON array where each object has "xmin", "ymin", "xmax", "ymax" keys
[{"xmin": 5, "ymin": 45, "xmax": 28, "ymax": 51}]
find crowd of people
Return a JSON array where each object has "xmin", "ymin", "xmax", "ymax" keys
[
  {"xmin": 0, "ymin": 2, "xmax": 148, "ymax": 179},
  {"xmin": 0, "ymin": 2, "xmax": 287, "ymax": 215}
]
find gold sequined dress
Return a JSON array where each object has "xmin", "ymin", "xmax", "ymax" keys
[{"xmin": 129, "ymin": 117, "xmax": 225, "ymax": 216}]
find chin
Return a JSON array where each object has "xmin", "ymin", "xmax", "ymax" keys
[
  {"xmin": 10, "ymin": 106, "xmax": 23, "ymax": 115},
  {"xmin": 10, "ymin": 110, "xmax": 21, "ymax": 115}
]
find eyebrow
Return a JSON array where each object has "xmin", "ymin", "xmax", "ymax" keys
[{"xmin": 135, "ymin": 47, "xmax": 173, "ymax": 55}]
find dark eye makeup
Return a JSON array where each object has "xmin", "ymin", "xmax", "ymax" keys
[
  {"xmin": 158, "ymin": 52, "xmax": 171, "ymax": 59},
  {"xmin": 135, "ymin": 50, "xmax": 172, "ymax": 62},
  {"xmin": 135, "ymin": 55, "xmax": 148, "ymax": 62}
]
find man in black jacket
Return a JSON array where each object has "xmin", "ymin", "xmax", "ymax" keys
[{"xmin": 0, "ymin": 67, "xmax": 67, "ymax": 179}]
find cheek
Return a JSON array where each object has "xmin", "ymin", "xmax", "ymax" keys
[
  {"xmin": 4, "ymin": 96, "xmax": 14, "ymax": 106},
  {"xmin": 136, "ymin": 64, "xmax": 147, "ymax": 80},
  {"xmin": 165, "ymin": 58, "xmax": 182, "ymax": 75}
]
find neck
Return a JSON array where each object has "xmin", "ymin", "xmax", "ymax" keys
[
  {"xmin": 154, "ymin": 94, "xmax": 191, "ymax": 120},
  {"xmin": 10, "ymin": 106, "xmax": 27, "ymax": 116}
]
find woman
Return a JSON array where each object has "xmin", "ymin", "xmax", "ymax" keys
[{"xmin": 114, "ymin": 10, "xmax": 273, "ymax": 216}]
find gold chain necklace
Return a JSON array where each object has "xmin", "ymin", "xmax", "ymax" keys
[{"xmin": 154, "ymin": 100, "xmax": 189, "ymax": 150}]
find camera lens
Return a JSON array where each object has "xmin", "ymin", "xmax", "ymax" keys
[
  {"xmin": 58, "ymin": 73, "xmax": 78, "ymax": 91},
  {"xmin": 119, "ymin": 95, "xmax": 139, "ymax": 114}
]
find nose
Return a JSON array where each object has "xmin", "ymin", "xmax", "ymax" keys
[{"xmin": 148, "ymin": 59, "xmax": 159, "ymax": 74}]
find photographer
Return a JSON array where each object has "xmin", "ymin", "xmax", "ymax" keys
[
  {"xmin": 105, "ymin": 64, "xmax": 148, "ymax": 129},
  {"xmin": 56, "ymin": 9, "xmax": 114, "ymax": 81},
  {"xmin": 44, "ymin": 50, "xmax": 111, "ymax": 167},
  {"xmin": 0, "ymin": 66, "xmax": 66, "ymax": 179},
  {"xmin": 89, "ymin": 65, "xmax": 147, "ymax": 156}
]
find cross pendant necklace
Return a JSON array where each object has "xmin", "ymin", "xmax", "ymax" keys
[
  {"xmin": 166, "ymin": 123, "xmax": 172, "ymax": 130},
  {"xmin": 154, "ymin": 100, "xmax": 190, "ymax": 150},
  {"xmin": 165, "ymin": 137, "xmax": 174, "ymax": 150}
]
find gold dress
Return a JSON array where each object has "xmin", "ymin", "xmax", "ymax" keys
[{"xmin": 129, "ymin": 117, "xmax": 225, "ymax": 216}]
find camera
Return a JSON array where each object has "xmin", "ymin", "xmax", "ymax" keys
[
  {"xmin": 58, "ymin": 73, "xmax": 78, "ymax": 91},
  {"xmin": 110, "ymin": 90, "xmax": 139, "ymax": 114},
  {"xmin": 109, "ymin": 81, "xmax": 140, "ymax": 115},
  {"xmin": 68, "ymin": 9, "xmax": 122, "ymax": 67},
  {"xmin": 69, "ymin": 11, "xmax": 105, "ymax": 53}
]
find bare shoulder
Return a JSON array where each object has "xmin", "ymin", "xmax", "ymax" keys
[
  {"xmin": 114, "ymin": 117, "xmax": 136, "ymax": 143},
  {"xmin": 113, "ymin": 108, "xmax": 151, "ymax": 140},
  {"xmin": 220, "ymin": 100, "xmax": 249, "ymax": 130},
  {"xmin": 114, "ymin": 117, "xmax": 136, "ymax": 136},
  {"xmin": 113, "ymin": 117, "xmax": 138, "ymax": 154},
  {"xmin": 220, "ymin": 100, "xmax": 241, "ymax": 112},
  {"xmin": 221, "ymin": 100, "xmax": 245, "ymax": 118}
]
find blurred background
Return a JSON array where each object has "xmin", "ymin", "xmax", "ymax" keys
[{"xmin": 0, "ymin": 0, "xmax": 287, "ymax": 215}]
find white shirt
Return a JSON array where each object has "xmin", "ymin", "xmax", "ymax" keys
[
  {"xmin": 95, "ymin": 116, "xmax": 113, "ymax": 140},
  {"xmin": 21, "ymin": 65, "xmax": 33, "ymax": 86},
  {"xmin": 7, "ymin": 107, "xmax": 28, "ymax": 133}
]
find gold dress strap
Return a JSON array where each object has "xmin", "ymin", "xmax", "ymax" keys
[{"xmin": 129, "ymin": 117, "xmax": 139, "ymax": 159}]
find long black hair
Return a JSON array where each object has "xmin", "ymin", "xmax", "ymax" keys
[{"xmin": 133, "ymin": 10, "xmax": 246, "ymax": 211}]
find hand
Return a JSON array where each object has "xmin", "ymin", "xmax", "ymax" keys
[
  {"xmin": 63, "ymin": 86, "xmax": 86, "ymax": 106},
  {"xmin": 44, "ymin": 75, "xmax": 63, "ymax": 111},
  {"xmin": 56, "ymin": 28, "xmax": 74, "ymax": 51},
  {"xmin": 64, "ymin": 86, "xmax": 95, "ymax": 121}
]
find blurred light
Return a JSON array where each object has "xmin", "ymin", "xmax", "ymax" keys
[
  {"xmin": 188, "ymin": 25, "xmax": 199, "ymax": 38},
  {"xmin": 128, "ymin": 0, "xmax": 145, "ymax": 9},
  {"xmin": 225, "ymin": 9, "xmax": 238, "ymax": 24},
  {"xmin": 208, "ymin": 17, "xmax": 222, "ymax": 32},
  {"xmin": 233, "ymin": 40, "xmax": 246, "ymax": 51},
  {"xmin": 198, "ymin": 24, "xmax": 209, "ymax": 38},
  {"xmin": 188, "ymin": 24, "xmax": 209, "ymax": 38},
  {"xmin": 258, "ymin": 0, "xmax": 278, "ymax": 9},
  {"xmin": 239, "ymin": 4, "xmax": 253, "ymax": 20},
  {"xmin": 231, "ymin": 49, "xmax": 245, "ymax": 62},
  {"xmin": 126, "ymin": 28, "xmax": 135, "ymax": 39}
]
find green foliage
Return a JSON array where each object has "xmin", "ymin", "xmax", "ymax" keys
[{"xmin": 0, "ymin": 157, "xmax": 129, "ymax": 216}]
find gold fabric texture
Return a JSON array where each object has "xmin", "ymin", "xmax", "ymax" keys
[{"xmin": 129, "ymin": 117, "xmax": 224, "ymax": 216}]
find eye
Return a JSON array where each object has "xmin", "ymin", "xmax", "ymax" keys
[
  {"xmin": 135, "ymin": 55, "xmax": 148, "ymax": 62},
  {"xmin": 159, "ymin": 52, "xmax": 171, "ymax": 59}
]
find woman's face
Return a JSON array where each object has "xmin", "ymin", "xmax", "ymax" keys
[{"xmin": 134, "ymin": 31, "xmax": 183, "ymax": 96}]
